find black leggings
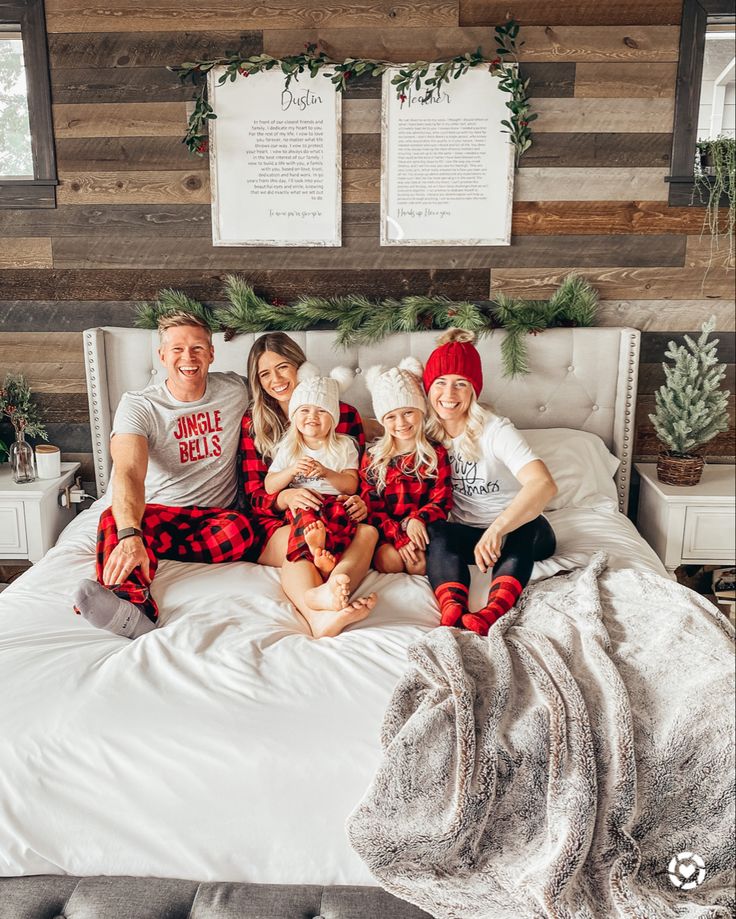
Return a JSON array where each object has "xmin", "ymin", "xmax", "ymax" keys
[{"xmin": 426, "ymin": 516, "xmax": 556, "ymax": 591}]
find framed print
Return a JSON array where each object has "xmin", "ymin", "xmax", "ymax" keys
[
  {"xmin": 380, "ymin": 66, "xmax": 514, "ymax": 246},
  {"xmin": 208, "ymin": 68, "xmax": 341, "ymax": 246}
]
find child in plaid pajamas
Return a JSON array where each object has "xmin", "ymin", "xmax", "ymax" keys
[
  {"xmin": 360, "ymin": 358, "xmax": 452, "ymax": 576},
  {"xmin": 265, "ymin": 364, "xmax": 361, "ymax": 579}
]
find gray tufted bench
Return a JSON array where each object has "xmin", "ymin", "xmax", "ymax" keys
[{"xmin": 0, "ymin": 877, "xmax": 434, "ymax": 919}]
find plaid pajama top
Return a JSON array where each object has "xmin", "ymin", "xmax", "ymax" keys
[
  {"xmin": 240, "ymin": 402, "xmax": 365, "ymax": 539},
  {"xmin": 359, "ymin": 445, "xmax": 452, "ymax": 549}
]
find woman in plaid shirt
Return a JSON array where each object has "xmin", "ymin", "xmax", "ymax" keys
[
  {"xmin": 360, "ymin": 358, "xmax": 452, "ymax": 576},
  {"xmin": 240, "ymin": 333, "xmax": 378, "ymax": 638}
]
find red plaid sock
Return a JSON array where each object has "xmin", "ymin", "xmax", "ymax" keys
[
  {"xmin": 463, "ymin": 575, "xmax": 523, "ymax": 636},
  {"xmin": 434, "ymin": 582, "xmax": 469, "ymax": 628}
]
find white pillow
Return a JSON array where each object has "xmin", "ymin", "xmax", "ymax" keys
[{"xmin": 520, "ymin": 428, "xmax": 620, "ymax": 511}]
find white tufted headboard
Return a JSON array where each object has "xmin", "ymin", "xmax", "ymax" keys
[{"xmin": 83, "ymin": 327, "xmax": 640, "ymax": 512}]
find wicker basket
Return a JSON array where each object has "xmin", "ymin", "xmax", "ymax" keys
[{"xmin": 656, "ymin": 452, "xmax": 705, "ymax": 486}]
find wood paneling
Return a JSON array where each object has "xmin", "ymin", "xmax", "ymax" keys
[
  {"xmin": 533, "ymin": 98, "xmax": 674, "ymax": 132},
  {"xmin": 263, "ymin": 27, "xmax": 681, "ymax": 62},
  {"xmin": 57, "ymin": 171, "xmax": 209, "ymax": 205},
  {"xmin": 342, "ymin": 100, "xmax": 380, "ymax": 134},
  {"xmin": 51, "ymin": 67, "xmax": 189, "ymax": 104},
  {"xmin": 0, "ymin": 205, "xmax": 211, "ymax": 236},
  {"xmin": 0, "ymin": 239, "xmax": 52, "ymax": 268},
  {"xmin": 515, "ymin": 168, "xmax": 669, "ymax": 201},
  {"xmin": 522, "ymin": 133, "xmax": 672, "ymax": 167},
  {"xmin": 0, "ymin": 301, "xmax": 141, "ymax": 330},
  {"xmin": 45, "ymin": 1, "xmax": 458, "ymax": 33},
  {"xmin": 50, "ymin": 234, "xmax": 687, "ymax": 270},
  {"xmin": 595, "ymin": 301, "xmax": 736, "ymax": 330},
  {"xmin": 511, "ymin": 201, "xmax": 714, "ymax": 235},
  {"xmin": 53, "ymin": 103, "xmax": 186, "ymax": 138},
  {"xmin": 56, "ymin": 137, "xmax": 206, "ymax": 172},
  {"xmin": 574, "ymin": 62, "xmax": 677, "ymax": 97},
  {"xmin": 459, "ymin": 2, "xmax": 683, "ymax": 26}
]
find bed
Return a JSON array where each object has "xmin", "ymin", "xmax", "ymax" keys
[{"xmin": 0, "ymin": 328, "xmax": 732, "ymax": 919}]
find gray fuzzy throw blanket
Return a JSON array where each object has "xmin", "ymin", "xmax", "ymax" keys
[{"xmin": 347, "ymin": 556, "xmax": 735, "ymax": 919}]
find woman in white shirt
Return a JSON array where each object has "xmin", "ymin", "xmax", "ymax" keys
[{"xmin": 423, "ymin": 329, "xmax": 558, "ymax": 635}]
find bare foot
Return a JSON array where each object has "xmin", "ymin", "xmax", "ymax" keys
[
  {"xmin": 309, "ymin": 593, "xmax": 378, "ymax": 638},
  {"xmin": 313, "ymin": 547, "xmax": 336, "ymax": 578},
  {"xmin": 303, "ymin": 520, "xmax": 326, "ymax": 556},
  {"xmin": 305, "ymin": 572, "xmax": 351, "ymax": 612}
]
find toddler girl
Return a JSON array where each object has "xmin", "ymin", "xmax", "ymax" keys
[
  {"xmin": 265, "ymin": 364, "xmax": 359, "ymax": 578},
  {"xmin": 361, "ymin": 358, "xmax": 452, "ymax": 576}
]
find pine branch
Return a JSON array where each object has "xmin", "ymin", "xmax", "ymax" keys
[
  {"xmin": 548, "ymin": 274, "xmax": 598, "ymax": 326},
  {"xmin": 500, "ymin": 329, "xmax": 529, "ymax": 378},
  {"xmin": 135, "ymin": 289, "xmax": 218, "ymax": 330}
]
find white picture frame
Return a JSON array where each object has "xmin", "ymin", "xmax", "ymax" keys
[
  {"xmin": 380, "ymin": 66, "xmax": 515, "ymax": 246},
  {"xmin": 208, "ymin": 68, "xmax": 342, "ymax": 247}
]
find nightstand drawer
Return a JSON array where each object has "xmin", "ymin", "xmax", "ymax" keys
[
  {"xmin": 0, "ymin": 502, "xmax": 27, "ymax": 555},
  {"xmin": 682, "ymin": 506, "xmax": 735, "ymax": 561}
]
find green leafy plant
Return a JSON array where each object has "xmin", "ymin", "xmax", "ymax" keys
[
  {"xmin": 170, "ymin": 20, "xmax": 534, "ymax": 163},
  {"xmin": 0, "ymin": 374, "xmax": 47, "ymax": 440},
  {"xmin": 134, "ymin": 273, "xmax": 598, "ymax": 376},
  {"xmin": 649, "ymin": 317, "xmax": 730, "ymax": 457},
  {"xmin": 694, "ymin": 136, "xmax": 735, "ymax": 266},
  {"xmin": 0, "ymin": 437, "xmax": 8, "ymax": 463}
]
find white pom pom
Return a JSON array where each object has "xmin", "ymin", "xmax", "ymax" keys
[
  {"xmin": 297, "ymin": 361, "xmax": 320, "ymax": 382},
  {"xmin": 364, "ymin": 364, "xmax": 388, "ymax": 393},
  {"xmin": 399, "ymin": 356, "xmax": 424, "ymax": 379},
  {"xmin": 330, "ymin": 365, "xmax": 355, "ymax": 394}
]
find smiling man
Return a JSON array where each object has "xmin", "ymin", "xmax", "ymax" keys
[{"xmin": 73, "ymin": 311, "xmax": 263, "ymax": 639}]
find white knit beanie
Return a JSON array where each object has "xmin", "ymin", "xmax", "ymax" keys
[
  {"xmin": 364, "ymin": 357, "xmax": 426, "ymax": 422},
  {"xmin": 288, "ymin": 362, "xmax": 355, "ymax": 425}
]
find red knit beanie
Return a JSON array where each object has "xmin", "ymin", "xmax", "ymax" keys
[{"xmin": 423, "ymin": 332, "xmax": 483, "ymax": 396}]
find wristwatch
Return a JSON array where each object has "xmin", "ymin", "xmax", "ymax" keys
[{"xmin": 117, "ymin": 527, "xmax": 143, "ymax": 540}]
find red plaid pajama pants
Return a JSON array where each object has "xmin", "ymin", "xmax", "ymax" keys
[
  {"xmin": 96, "ymin": 504, "xmax": 264, "ymax": 621},
  {"xmin": 285, "ymin": 498, "xmax": 356, "ymax": 565}
]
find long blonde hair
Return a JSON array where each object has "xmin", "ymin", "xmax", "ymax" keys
[
  {"xmin": 277, "ymin": 415, "xmax": 347, "ymax": 469},
  {"xmin": 246, "ymin": 333, "xmax": 306, "ymax": 459},
  {"xmin": 366, "ymin": 423, "xmax": 439, "ymax": 493}
]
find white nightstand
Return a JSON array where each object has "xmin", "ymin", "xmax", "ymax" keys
[
  {"xmin": 0, "ymin": 462, "xmax": 81, "ymax": 563},
  {"xmin": 635, "ymin": 463, "xmax": 736, "ymax": 574}
]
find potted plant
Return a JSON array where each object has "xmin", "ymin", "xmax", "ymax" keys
[
  {"xmin": 649, "ymin": 317, "xmax": 730, "ymax": 486},
  {"xmin": 0, "ymin": 374, "xmax": 47, "ymax": 483},
  {"xmin": 694, "ymin": 136, "xmax": 735, "ymax": 266}
]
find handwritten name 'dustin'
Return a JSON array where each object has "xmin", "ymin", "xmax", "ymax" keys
[
  {"xmin": 173, "ymin": 410, "xmax": 222, "ymax": 464},
  {"xmin": 281, "ymin": 88, "xmax": 323, "ymax": 112}
]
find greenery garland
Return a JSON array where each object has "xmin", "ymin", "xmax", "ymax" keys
[
  {"xmin": 170, "ymin": 19, "xmax": 535, "ymax": 164},
  {"xmin": 136, "ymin": 274, "xmax": 598, "ymax": 378}
]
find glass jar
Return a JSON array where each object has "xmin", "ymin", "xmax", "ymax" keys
[{"xmin": 9, "ymin": 430, "xmax": 35, "ymax": 483}]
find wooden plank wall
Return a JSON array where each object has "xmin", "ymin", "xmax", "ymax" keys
[{"xmin": 0, "ymin": 0, "xmax": 734, "ymax": 489}]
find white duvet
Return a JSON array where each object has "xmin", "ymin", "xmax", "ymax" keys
[{"xmin": 0, "ymin": 499, "xmax": 669, "ymax": 884}]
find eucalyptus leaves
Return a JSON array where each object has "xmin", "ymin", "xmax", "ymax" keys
[
  {"xmin": 135, "ymin": 274, "xmax": 598, "ymax": 378},
  {"xmin": 170, "ymin": 20, "xmax": 534, "ymax": 164}
]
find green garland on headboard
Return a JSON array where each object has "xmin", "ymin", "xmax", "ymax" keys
[{"xmin": 135, "ymin": 274, "xmax": 599, "ymax": 378}]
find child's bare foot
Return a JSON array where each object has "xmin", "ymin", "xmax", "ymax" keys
[
  {"xmin": 305, "ymin": 572, "xmax": 351, "ymax": 611},
  {"xmin": 303, "ymin": 520, "xmax": 326, "ymax": 555},
  {"xmin": 313, "ymin": 547, "xmax": 336, "ymax": 578},
  {"xmin": 309, "ymin": 593, "xmax": 378, "ymax": 638}
]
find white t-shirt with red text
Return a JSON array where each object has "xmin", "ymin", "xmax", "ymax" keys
[
  {"xmin": 111, "ymin": 372, "xmax": 248, "ymax": 508},
  {"xmin": 448, "ymin": 414, "xmax": 539, "ymax": 528}
]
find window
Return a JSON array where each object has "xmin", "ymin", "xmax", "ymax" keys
[
  {"xmin": 668, "ymin": 0, "xmax": 735, "ymax": 205},
  {"xmin": 0, "ymin": 0, "xmax": 57, "ymax": 208}
]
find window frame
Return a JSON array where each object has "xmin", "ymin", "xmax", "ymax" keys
[
  {"xmin": 0, "ymin": 0, "xmax": 57, "ymax": 208},
  {"xmin": 667, "ymin": 0, "xmax": 735, "ymax": 206}
]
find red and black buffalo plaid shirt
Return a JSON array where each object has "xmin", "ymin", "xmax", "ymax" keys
[
  {"xmin": 240, "ymin": 402, "xmax": 366, "ymax": 539},
  {"xmin": 359, "ymin": 445, "xmax": 452, "ymax": 549}
]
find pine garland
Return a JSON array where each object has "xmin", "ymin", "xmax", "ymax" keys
[
  {"xmin": 0, "ymin": 374, "xmax": 47, "ymax": 440},
  {"xmin": 134, "ymin": 273, "xmax": 599, "ymax": 377},
  {"xmin": 170, "ymin": 20, "xmax": 534, "ymax": 164},
  {"xmin": 649, "ymin": 317, "xmax": 730, "ymax": 456}
]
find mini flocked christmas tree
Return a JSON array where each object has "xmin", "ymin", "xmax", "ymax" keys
[{"xmin": 649, "ymin": 317, "xmax": 730, "ymax": 465}]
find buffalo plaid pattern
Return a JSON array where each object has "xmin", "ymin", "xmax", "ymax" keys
[
  {"xmin": 285, "ymin": 499, "xmax": 357, "ymax": 564},
  {"xmin": 95, "ymin": 504, "xmax": 264, "ymax": 621},
  {"xmin": 359, "ymin": 445, "xmax": 452, "ymax": 549},
  {"xmin": 239, "ymin": 402, "xmax": 365, "ymax": 540}
]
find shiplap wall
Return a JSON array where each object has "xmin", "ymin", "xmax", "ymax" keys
[{"xmin": 0, "ymin": 0, "xmax": 734, "ymax": 487}]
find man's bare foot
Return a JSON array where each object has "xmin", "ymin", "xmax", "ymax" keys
[
  {"xmin": 305, "ymin": 572, "xmax": 351, "ymax": 611},
  {"xmin": 309, "ymin": 593, "xmax": 378, "ymax": 638},
  {"xmin": 303, "ymin": 520, "xmax": 326, "ymax": 555},
  {"xmin": 313, "ymin": 547, "xmax": 336, "ymax": 578}
]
